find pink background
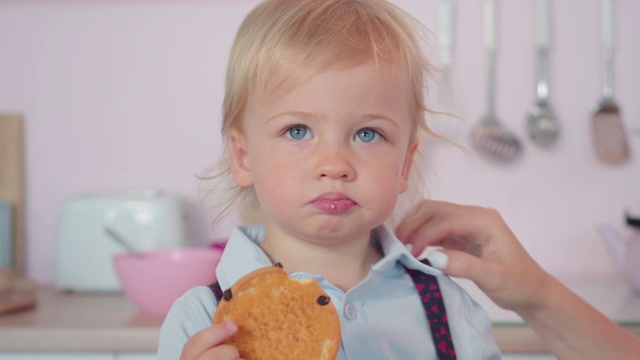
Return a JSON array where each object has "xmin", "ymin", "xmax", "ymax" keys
[{"xmin": 1, "ymin": 0, "xmax": 639, "ymax": 284}]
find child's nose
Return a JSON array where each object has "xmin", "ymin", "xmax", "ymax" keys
[{"xmin": 312, "ymin": 150, "xmax": 355, "ymax": 181}]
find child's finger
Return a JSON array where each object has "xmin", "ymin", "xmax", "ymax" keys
[
  {"xmin": 180, "ymin": 321, "xmax": 238, "ymax": 359},
  {"xmin": 200, "ymin": 344, "xmax": 242, "ymax": 360}
]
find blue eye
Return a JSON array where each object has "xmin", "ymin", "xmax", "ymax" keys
[
  {"xmin": 286, "ymin": 125, "xmax": 310, "ymax": 140},
  {"xmin": 355, "ymin": 128, "xmax": 381, "ymax": 143}
]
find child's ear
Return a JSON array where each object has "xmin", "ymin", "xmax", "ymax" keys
[
  {"xmin": 399, "ymin": 139, "xmax": 418, "ymax": 194},
  {"xmin": 228, "ymin": 128, "xmax": 253, "ymax": 187}
]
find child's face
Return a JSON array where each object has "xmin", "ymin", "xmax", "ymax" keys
[{"xmin": 229, "ymin": 61, "xmax": 417, "ymax": 244}]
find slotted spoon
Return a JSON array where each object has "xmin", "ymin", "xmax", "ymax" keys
[{"xmin": 470, "ymin": 0, "xmax": 523, "ymax": 162}]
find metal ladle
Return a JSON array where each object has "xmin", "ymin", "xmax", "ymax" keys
[{"xmin": 526, "ymin": 0, "xmax": 560, "ymax": 147}]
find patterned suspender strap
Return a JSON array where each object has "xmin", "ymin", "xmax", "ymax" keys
[
  {"xmin": 209, "ymin": 281, "xmax": 223, "ymax": 303},
  {"xmin": 405, "ymin": 259, "xmax": 457, "ymax": 360}
]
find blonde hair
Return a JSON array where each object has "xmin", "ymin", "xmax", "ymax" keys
[{"xmin": 202, "ymin": 0, "xmax": 437, "ymax": 225}]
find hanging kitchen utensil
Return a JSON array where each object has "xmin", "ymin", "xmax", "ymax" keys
[
  {"xmin": 438, "ymin": 0, "xmax": 454, "ymax": 72},
  {"xmin": 591, "ymin": 0, "xmax": 630, "ymax": 164},
  {"xmin": 526, "ymin": 0, "xmax": 560, "ymax": 147},
  {"xmin": 428, "ymin": 0, "xmax": 460, "ymax": 140},
  {"xmin": 470, "ymin": 0, "xmax": 523, "ymax": 162}
]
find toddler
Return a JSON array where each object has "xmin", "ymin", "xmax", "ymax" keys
[{"xmin": 159, "ymin": 1, "xmax": 500, "ymax": 359}]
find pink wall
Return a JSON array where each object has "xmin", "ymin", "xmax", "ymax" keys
[{"xmin": 0, "ymin": 0, "xmax": 638, "ymax": 284}]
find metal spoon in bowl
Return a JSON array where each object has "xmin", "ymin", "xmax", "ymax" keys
[
  {"xmin": 470, "ymin": 0, "xmax": 523, "ymax": 162},
  {"xmin": 104, "ymin": 226, "xmax": 143, "ymax": 257},
  {"xmin": 526, "ymin": 0, "xmax": 560, "ymax": 147}
]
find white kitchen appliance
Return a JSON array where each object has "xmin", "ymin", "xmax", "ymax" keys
[{"xmin": 55, "ymin": 189, "xmax": 192, "ymax": 292}]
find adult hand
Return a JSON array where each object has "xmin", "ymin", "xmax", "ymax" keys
[
  {"xmin": 396, "ymin": 200, "xmax": 640, "ymax": 359},
  {"xmin": 395, "ymin": 199, "xmax": 550, "ymax": 312},
  {"xmin": 180, "ymin": 321, "xmax": 242, "ymax": 360}
]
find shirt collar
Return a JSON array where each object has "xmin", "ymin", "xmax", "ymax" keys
[
  {"xmin": 370, "ymin": 224, "xmax": 442, "ymax": 276},
  {"xmin": 215, "ymin": 224, "xmax": 442, "ymax": 290},
  {"xmin": 215, "ymin": 225, "xmax": 273, "ymax": 290}
]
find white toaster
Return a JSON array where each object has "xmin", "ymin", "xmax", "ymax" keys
[{"xmin": 54, "ymin": 189, "xmax": 192, "ymax": 292}]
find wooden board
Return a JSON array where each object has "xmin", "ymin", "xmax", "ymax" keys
[
  {"xmin": 0, "ymin": 114, "xmax": 24, "ymax": 274},
  {"xmin": 0, "ymin": 267, "xmax": 36, "ymax": 315}
]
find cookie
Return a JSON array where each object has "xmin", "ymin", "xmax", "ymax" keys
[{"xmin": 212, "ymin": 265, "xmax": 341, "ymax": 360}]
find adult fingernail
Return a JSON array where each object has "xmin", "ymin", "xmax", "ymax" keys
[
  {"xmin": 405, "ymin": 243, "xmax": 413, "ymax": 253},
  {"xmin": 427, "ymin": 250, "xmax": 448, "ymax": 270}
]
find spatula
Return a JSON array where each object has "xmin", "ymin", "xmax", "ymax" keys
[{"xmin": 591, "ymin": 0, "xmax": 630, "ymax": 165}]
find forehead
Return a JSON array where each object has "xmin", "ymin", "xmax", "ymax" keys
[
  {"xmin": 255, "ymin": 58, "xmax": 409, "ymax": 101},
  {"xmin": 245, "ymin": 61, "xmax": 413, "ymax": 124}
]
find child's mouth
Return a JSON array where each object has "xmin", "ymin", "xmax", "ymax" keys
[{"xmin": 311, "ymin": 193, "xmax": 356, "ymax": 214}]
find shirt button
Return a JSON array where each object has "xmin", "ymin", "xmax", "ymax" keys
[{"xmin": 344, "ymin": 302, "xmax": 358, "ymax": 320}]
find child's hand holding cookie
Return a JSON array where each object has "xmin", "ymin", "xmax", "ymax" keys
[{"xmin": 180, "ymin": 321, "xmax": 243, "ymax": 360}]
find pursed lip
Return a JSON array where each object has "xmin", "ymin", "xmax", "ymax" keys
[{"xmin": 310, "ymin": 192, "xmax": 357, "ymax": 214}]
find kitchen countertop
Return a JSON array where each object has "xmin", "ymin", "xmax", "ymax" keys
[
  {"xmin": 457, "ymin": 275, "xmax": 640, "ymax": 352},
  {"xmin": 1, "ymin": 277, "xmax": 639, "ymax": 354},
  {"xmin": 0, "ymin": 287, "xmax": 164, "ymax": 353}
]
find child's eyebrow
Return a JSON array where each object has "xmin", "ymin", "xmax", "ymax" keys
[
  {"xmin": 265, "ymin": 112, "xmax": 401, "ymax": 129},
  {"xmin": 361, "ymin": 114, "xmax": 401, "ymax": 130},
  {"xmin": 265, "ymin": 111, "xmax": 312, "ymax": 124}
]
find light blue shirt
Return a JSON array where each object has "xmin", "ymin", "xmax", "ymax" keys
[{"xmin": 158, "ymin": 225, "xmax": 501, "ymax": 359}]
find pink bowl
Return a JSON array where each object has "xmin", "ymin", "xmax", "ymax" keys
[{"xmin": 113, "ymin": 248, "xmax": 222, "ymax": 315}]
